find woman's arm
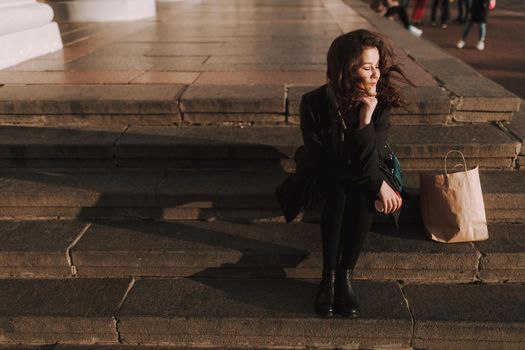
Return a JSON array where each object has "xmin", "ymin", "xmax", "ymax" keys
[
  {"xmin": 350, "ymin": 107, "xmax": 390, "ymax": 197},
  {"xmin": 351, "ymin": 107, "xmax": 401, "ymax": 214}
]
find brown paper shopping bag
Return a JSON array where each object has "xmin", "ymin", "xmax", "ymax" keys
[{"xmin": 419, "ymin": 150, "xmax": 489, "ymax": 243}]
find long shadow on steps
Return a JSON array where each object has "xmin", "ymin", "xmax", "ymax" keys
[{"xmin": 0, "ymin": 125, "xmax": 298, "ymax": 170}]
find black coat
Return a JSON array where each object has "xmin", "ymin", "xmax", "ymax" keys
[
  {"xmin": 275, "ymin": 84, "xmax": 392, "ymax": 223},
  {"xmin": 299, "ymin": 84, "xmax": 391, "ymax": 199}
]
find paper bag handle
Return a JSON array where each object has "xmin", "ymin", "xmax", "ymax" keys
[{"xmin": 444, "ymin": 150, "xmax": 467, "ymax": 175}]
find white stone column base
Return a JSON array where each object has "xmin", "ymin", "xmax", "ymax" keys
[
  {"xmin": 0, "ymin": 21, "xmax": 63, "ymax": 70},
  {"xmin": 49, "ymin": 0, "xmax": 157, "ymax": 22}
]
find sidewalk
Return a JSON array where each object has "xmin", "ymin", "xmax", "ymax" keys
[
  {"xmin": 0, "ymin": 0, "xmax": 519, "ymax": 128},
  {"xmin": 0, "ymin": 0, "xmax": 435, "ymax": 87}
]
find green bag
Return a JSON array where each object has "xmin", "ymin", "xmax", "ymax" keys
[
  {"xmin": 383, "ymin": 143, "xmax": 403, "ymax": 193},
  {"xmin": 379, "ymin": 143, "xmax": 405, "ymax": 229}
]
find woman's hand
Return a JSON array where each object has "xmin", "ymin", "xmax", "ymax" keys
[
  {"xmin": 378, "ymin": 180, "xmax": 402, "ymax": 214},
  {"xmin": 357, "ymin": 86, "xmax": 378, "ymax": 129}
]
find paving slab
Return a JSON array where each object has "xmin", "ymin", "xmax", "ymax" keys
[
  {"xmin": 180, "ymin": 85, "xmax": 285, "ymax": 113},
  {"xmin": 0, "ymin": 71, "xmax": 143, "ymax": 85},
  {"xmin": 182, "ymin": 112, "xmax": 285, "ymax": 125},
  {"xmin": 116, "ymin": 126, "xmax": 301, "ymax": 160},
  {"xmin": 195, "ymin": 72, "xmax": 325, "ymax": 85},
  {"xmin": 0, "ymin": 169, "xmax": 164, "ymax": 208},
  {"xmin": 153, "ymin": 62, "xmax": 284, "ymax": 72},
  {"xmin": 393, "ymin": 86, "xmax": 451, "ymax": 115},
  {"xmin": 476, "ymin": 224, "xmax": 525, "ymax": 282},
  {"xmin": 143, "ymin": 42, "xmax": 224, "ymax": 57},
  {"xmin": 0, "ymin": 221, "xmax": 86, "ymax": 278},
  {"xmin": 0, "ymin": 278, "xmax": 130, "ymax": 344},
  {"xmin": 130, "ymin": 72, "xmax": 200, "ymax": 85},
  {"xmin": 403, "ymin": 283, "xmax": 525, "ymax": 349},
  {"xmin": 452, "ymin": 111, "xmax": 513, "ymax": 123},
  {"xmin": 446, "ymin": 76, "xmax": 521, "ymax": 112},
  {"xmin": 388, "ymin": 124, "xmax": 519, "ymax": 160},
  {"xmin": 0, "ymin": 126, "xmax": 124, "ymax": 159},
  {"xmin": 507, "ymin": 101, "xmax": 525, "ymax": 157},
  {"xmin": 395, "ymin": 54, "xmax": 439, "ymax": 87},
  {"xmin": 205, "ymin": 54, "xmax": 327, "ymax": 65},
  {"xmin": 414, "ymin": 58, "xmax": 520, "ymax": 112},
  {"xmin": 4, "ymin": 60, "xmax": 68, "ymax": 72},
  {"xmin": 117, "ymin": 278, "xmax": 412, "ymax": 348},
  {"xmin": 0, "ymin": 346, "xmax": 55, "ymax": 350},
  {"xmin": 0, "ymin": 114, "xmax": 182, "ymax": 127},
  {"xmin": 281, "ymin": 63, "xmax": 326, "ymax": 72},
  {"xmin": 64, "ymin": 56, "xmax": 206, "ymax": 72},
  {"xmin": 52, "ymin": 347, "xmax": 257, "ymax": 350},
  {"xmin": 360, "ymin": 223, "xmax": 478, "ymax": 282},
  {"xmin": 156, "ymin": 170, "xmax": 288, "ymax": 209},
  {"xmin": 287, "ymin": 85, "xmax": 320, "ymax": 116},
  {"xmin": 0, "ymin": 85, "xmax": 183, "ymax": 115},
  {"xmin": 218, "ymin": 41, "xmax": 331, "ymax": 52},
  {"xmin": 70, "ymin": 221, "xmax": 315, "ymax": 278},
  {"xmin": 67, "ymin": 220, "xmax": 479, "ymax": 281}
]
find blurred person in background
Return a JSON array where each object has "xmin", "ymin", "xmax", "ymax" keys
[
  {"xmin": 456, "ymin": 0, "xmax": 492, "ymax": 50},
  {"xmin": 383, "ymin": 0, "xmax": 424, "ymax": 36}
]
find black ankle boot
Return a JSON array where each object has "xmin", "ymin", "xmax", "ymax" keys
[
  {"xmin": 315, "ymin": 269, "xmax": 336, "ymax": 317},
  {"xmin": 334, "ymin": 268, "xmax": 360, "ymax": 318}
]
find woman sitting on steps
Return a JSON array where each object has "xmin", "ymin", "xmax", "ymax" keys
[{"xmin": 299, "ymin": 29, "xmax": 406, "ymax": 318}]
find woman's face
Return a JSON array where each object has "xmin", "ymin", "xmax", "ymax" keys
[{"xmin": 356, "ymin": 46, "xmax": 380, "ymax": 96}]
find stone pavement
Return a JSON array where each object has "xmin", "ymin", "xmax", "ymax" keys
[{"xmin": 0, "ymin": 0, "xmax": 525, "ymax": 349}]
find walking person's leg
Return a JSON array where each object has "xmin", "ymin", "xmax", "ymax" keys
[
  {"xmin": 441, "ymin": 0, "xmax": 450, "ymax": 27},
  {"xmin": 431, "ymin": 0, "xmax": 440, "ymax": 24},
  {"xmin": 457, "ymin": 20, "xmax": 472, "ymax": 47},
  {"xmin": 462, "ymin": 21, "xmax": 473, "ymax": 39},
  {"xmin": 398, "ymin": 5, "xmax": 412, "ymax": 28},
  {"xmin": 479, "ymin": 22, "xmax": 486, "ymax": 41},
  {"xmin": 476, "ymin": 22, "xmax": 486, "ymax": 50}
]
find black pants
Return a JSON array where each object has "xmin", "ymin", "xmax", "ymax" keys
[
  {"xmin": 432, "ymin": 0, "xmax": 450, "ymax": 24},
  {"xmin": 320, "ymin": 180, "xmax": 374, "ymax": 271}
]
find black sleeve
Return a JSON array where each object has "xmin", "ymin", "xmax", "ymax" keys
[
  {"xmin": 349, "ymin": 107, "xmax": 390, "ymax": 197},
  {"xmin": 299, "ymin": 97, "xmax": 322, "ymax": 171}
]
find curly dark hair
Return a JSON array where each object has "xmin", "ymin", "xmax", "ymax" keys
[{"xmin": 326, "ymin": 29, "xmax": 410, "ymax": 113}]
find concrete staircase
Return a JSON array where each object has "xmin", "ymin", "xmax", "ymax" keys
[{"xmin": 0, "ymin": 84, "xmax": 524, "ymax": 350}]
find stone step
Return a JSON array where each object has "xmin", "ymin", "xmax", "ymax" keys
[
  {"xmin": 0, "ymin": 83, "xmax": 519, "ymax": 127},
  {"xmin": 1, "ymin": 220, "xmax": 523, "ymax": 283},
  {"xmin": 0, "ymin": 277, "xmax": 523, "ymax": 349},
  {"xmin": 0, "ymin": 169, "xmax": 523, "ymax": 222},
  {"xmin": 0, "ymin": 124, "xmax": 520, "ymax": 170}
]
